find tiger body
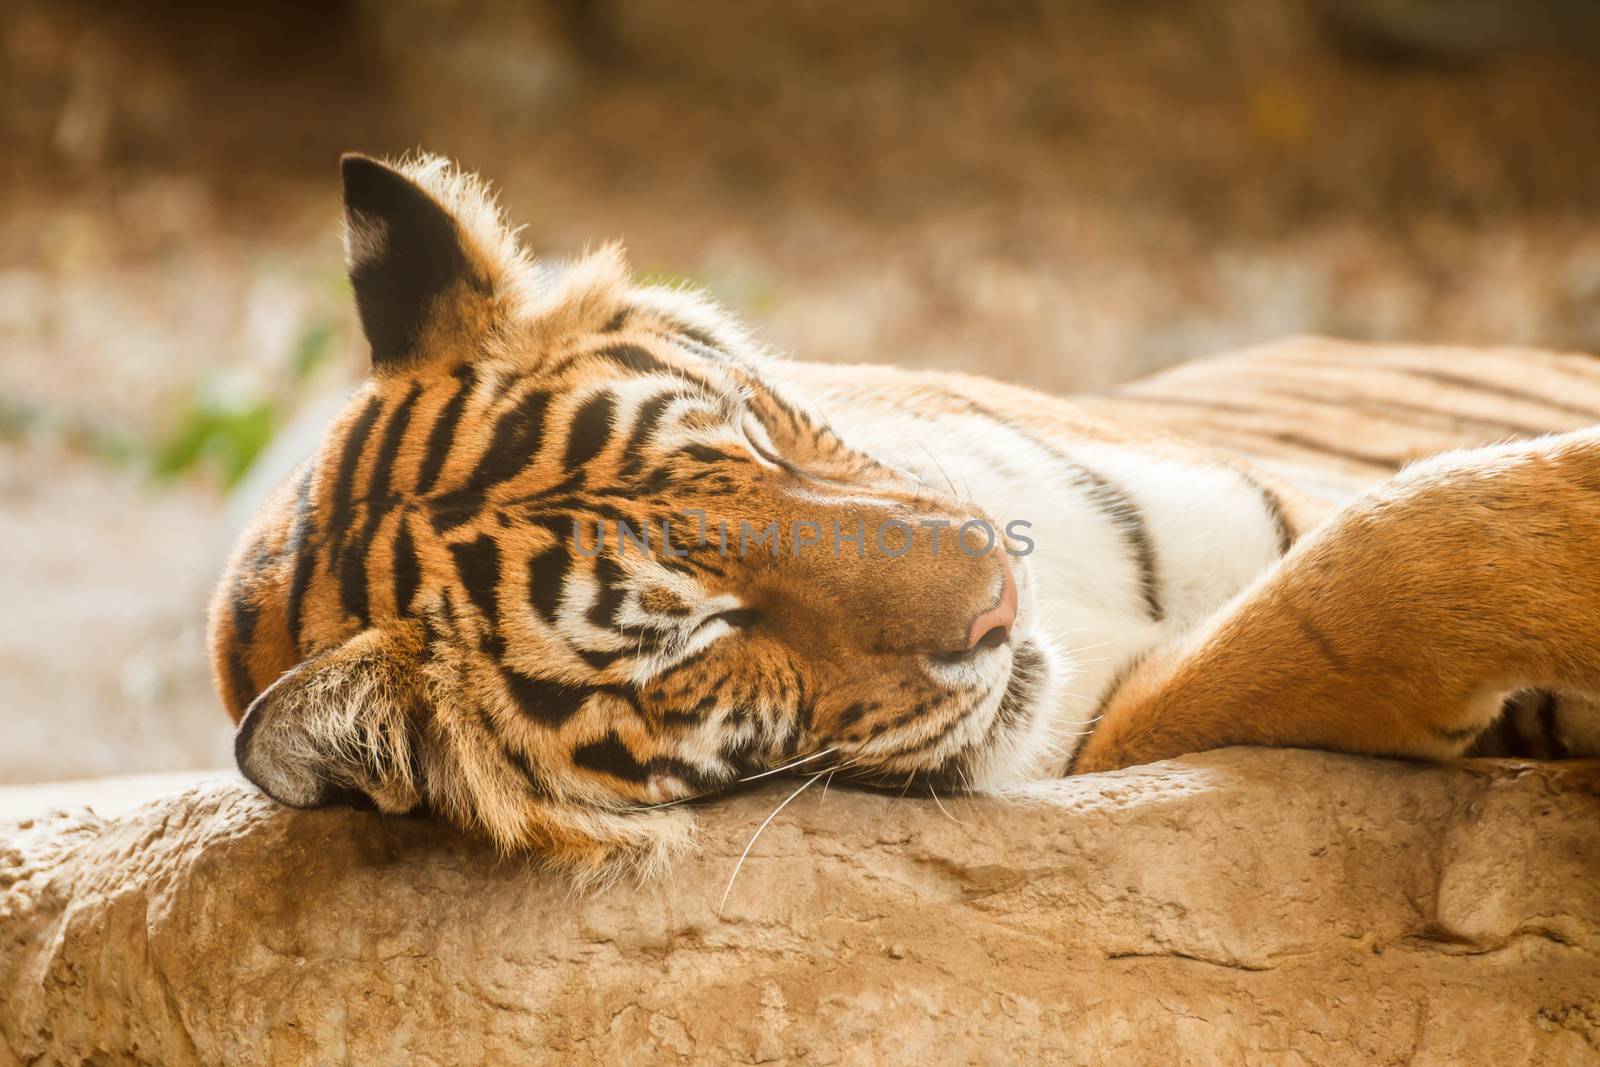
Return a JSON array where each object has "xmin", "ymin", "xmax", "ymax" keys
[
  {"xmin": 779, "ymin": 344, "xmax": 1600, "ymax": 764},
  {"xmin": 769, "ymin": 358, "xmax": 1299, "ymax": 747},
  {"xmin": 212, "ymin": 155, "xmax": 1600, "ymax": 877}
]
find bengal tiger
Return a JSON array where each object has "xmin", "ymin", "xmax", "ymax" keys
[{"xmin": 211, "ymin": 154, "xmax": 1600, "ymax": 879}]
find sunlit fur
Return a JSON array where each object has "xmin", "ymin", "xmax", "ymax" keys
[
  {"xmin": 214, "ymin": 155, "xmax": 1600, "ymax": 881},
  {"xmin": 213, "ymin": 155, "xmax": 1038, "ymax": 880}
]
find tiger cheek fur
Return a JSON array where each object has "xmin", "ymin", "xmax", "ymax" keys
[{"xmin": 211, "ymin": 154, "xmax": 1032, "ymax": 877}]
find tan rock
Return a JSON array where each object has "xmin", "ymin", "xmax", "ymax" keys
[{"xmin": 3, "ymin": 750, "xmax": 1599, "ymax": 1065}]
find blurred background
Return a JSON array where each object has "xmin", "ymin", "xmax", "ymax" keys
[{"xmin": 5, "ymin": 0, "xmax": 1600, "ymax": 784}]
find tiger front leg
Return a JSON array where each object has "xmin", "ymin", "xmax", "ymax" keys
[{"xmin": 1072, "ymin": 427, "xmax": 1600, "ymax": 773}]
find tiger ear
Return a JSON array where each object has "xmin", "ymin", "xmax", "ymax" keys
[
  {"xmin": 235, "ymin": 628, "xmax": 427, "ymax": 814},
  {"xmin": 340, "ymin": 153, "xmax": 525, "ymax": 372}
]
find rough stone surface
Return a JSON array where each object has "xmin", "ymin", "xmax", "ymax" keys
[{"xmin": 2, "ymin": 750, "xmax": 1598, "ymax": 1066}]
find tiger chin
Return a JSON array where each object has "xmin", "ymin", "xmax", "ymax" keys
[{"xmin": 210, "ymin": 153, "xmax": 1068, "ymax": 883}]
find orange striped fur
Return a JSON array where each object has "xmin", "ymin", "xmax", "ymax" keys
[{"xmin": 213, "ymin": 156, "xmax": 1600, "ymax": 876}]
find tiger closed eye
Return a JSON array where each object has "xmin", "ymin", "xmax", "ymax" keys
[
  {"xmin": 740, "ymin": 418, "xmax": 789, "ymax": 466},
  {"xmin": 706, "ymin": 608, "xmax": 763, "ymax": 629},
  {"xmin": 746, "ymin": 436, "xmax": 784, "ymax": 467}
]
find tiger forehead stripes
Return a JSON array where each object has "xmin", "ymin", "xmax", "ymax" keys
[{"xmin": 212, "ymin": 155, "xmax": 1042, "ymax": 874}]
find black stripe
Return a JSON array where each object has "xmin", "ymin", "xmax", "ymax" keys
[
  {"xmin": 517, "ymin": 496, "xmax": 634, "ymax": 525},
  {"xmin": 683, "ymin": 444, "xmax": 736, "ymax": 466},
  {"xmin": 229, "ymin": 582, "xmax": 262, "ymax": 650},
  {"xmin": 1104, "ymin": 394, "xmax": 1401, "ymax": 470},
  {"xmin": 599, "ymin": 343, "xmax": 672, "ymax": 375},
  {"xmin": 618, "ymin": 390, "xmax": 679, "ymax": 470},
  {"xmin": 504, "ymin": 471, "xmax": 588, "ymax": 509},
  {"xmin": 327, "ymin": 395, "xmax": 383, "ymax": 534},
  {"xmin": 718, "ymin": 736, "xmax": 764, "ymax": 776},
  {"xmin": 501, "ymin": 667, "xmax": 592, "ymax": 728},
  {"xmin": 564, "ymin": 392, "xmax": 617, "ymax": 469},
  {"xmin": 470, "ymin": 388, "xmax": 550, "ymax": 489},
  {"xmin": 1067, "ymin": 463, "xmax": 1164, "ymax": 621},
  {"xmin": 926, "ymin": 388, "xmax": 1165, "ymax": 621},
  {"xmin": 392, "ymin": 512, "xmax": 421, "ymax": 617},
  {"xmin": 338, "ymin": 518, "xmax": 376, "ymax": 627},
  {"xmin": 1213, "ymin": 380, "xmax": 1554, "ymax": 441},
  {"xmin": 634, "ymin": 465, "xmax": 675, "ymax": 495},
  {"xmin": 574, "ymin": 733, "xmax": 650, "ymax": 783},
  {"xmin": 324, "ymin": 397, "xmax": 384, "ymax": 627},
  {"xmin": 1493, "ymin": 700, "xmax": 1522, "ymax": 754},
  {"xmin": 371, "ymin": 383, "xmax": 423, "ymax": 499},
  {"xmin": 340, "ymin": 391, "xmax": 420, "ymax": 627},
  {"xmin": 528, "ymin": 543, "xmax": 570, "ymax": 625},
  {"xmin": 644, "ymin": 756, "xmax": 723, "ymax": 793},
  {"xmin": 448, "ymin": 534, "xmax": 502, "ymax": 628},
  {"xmin": 587, "ymin": 555, "xmax": 627, "ymax": 628},
  {"xmin": 653, "ymin": 644, "xmax": 717, "ymax": 682},
  {"xmin": 574, "ymin": 645, "xmax": 628, "ymax": 669},
  {"xmin": 662, "ymin": 709, "xmax": 707, "ymax": 730},
  {"xmin": 1294, "ymin": 612, "xmax": 1349, "ymax": 673},
  {"xmin": 415, "ymin": 366, "xmax": 476, "ymax": 495},
  {"xmin": 1488, "ymin": 695, "xmax": 1529, "ymax": 756},
  {"xmin": 428, "ymin": 490, "xmax": 485, "ymax": 534},
  {"xmin": 1465, "ymin": 697, "xmax": 1513, "ymax": 757},
  {"xmin": 1237, "ymin": 427, "xmax": 1399, "ymax": 471},
  {"xmin": 1538, "ymin": 691, "xmax": 1570, "ymax": 759},
  {"xmin": 284, "ymin": 541, "xmax": 319, "ymax": 651},
  {"xmin": 792, "ymin": 697, "xmax": 815, "ymax": 743},
  {"xmin": 466, "ymin": 702, "xmax": 557, "ymax": 799},
  {"xmin": 544, "ymin": 340, "xmax": 720, "ymax": 386},
  {"xmin": 968, "ymin": 664, "xmax": 1039, "ymax": 775},
  {"xmin": 858, "ymin": 696, "xmax": 972, "ymax": 763},
  {"xmin": 1348, "ymin": 362, "xmax": 1600, "ymax": 424},
  {"xmin": 226, "ymin": 597, "xmax": 260, "ymax": 707},
  {"xmin": 1235, "ymin": 469, "xmax": 1296, "ymax": 556},
  {"xmin": 668, "ymin": 321, "xmax": 721, "ymax": 349},
  {"xmin": 499, "ymin": 742, "xmax": 550, "ymax": 796},
  {"xmin": 602, "ymin": 309, "xmax": 630, "ymax": 333},
  {"xmin": 284, "ymin": 469, "xmax": 318, "ymax": 651},
  {"xmin": 748, "ymin": 373, "xmax": 808, "ymax": 434}
]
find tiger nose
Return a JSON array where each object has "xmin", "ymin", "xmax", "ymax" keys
[{"xmin": 967, "ymin": 551, "xmax": 1017, "ymax": 651}]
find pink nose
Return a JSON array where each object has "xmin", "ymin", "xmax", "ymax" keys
[{"xmin": 967, "ymin": 551, "xmax": 1017, "ymax": 650}]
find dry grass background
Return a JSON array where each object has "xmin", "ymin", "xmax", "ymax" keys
[{"xmin": 5, "ymin": 0, "xmax": 1600, "ymax": 782}]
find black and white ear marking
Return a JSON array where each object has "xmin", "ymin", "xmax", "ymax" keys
[{"xmin": 340, "ymin": 153, "xmax": 478, "ymax": 370}]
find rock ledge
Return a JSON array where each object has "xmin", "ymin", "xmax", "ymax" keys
[{"xmin": 3, "ymin": 750, "xmax": 1598, "ymax": 1065}]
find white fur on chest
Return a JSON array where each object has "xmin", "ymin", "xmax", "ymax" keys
[{"xmin": 815, "ymin": 396, "xmax": 1285, "ymax": 743}]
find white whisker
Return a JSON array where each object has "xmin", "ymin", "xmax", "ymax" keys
[
  {"xmin": 718, "ymin": 770, "xmax": 827, "ymax": 913},
  {"xmin": 916, "ymin": 440, "xmax": 961, "ymax": 500},
  {"xmin": 928, "ymin": 784, "xmax": 964, "ymax": 824},
  {"xmin": 738, "ymin": 747, "xmax": 837, "ymax": 784}
]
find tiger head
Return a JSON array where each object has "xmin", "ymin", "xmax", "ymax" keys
[{"xmin": 211, "ymin": 155, "xmax": 1058, "ymax": 878}]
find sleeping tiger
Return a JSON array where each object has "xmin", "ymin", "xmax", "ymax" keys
[{"xmin": 211, "ymin": 154, "xmax": 1600, "ymax": 877}]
